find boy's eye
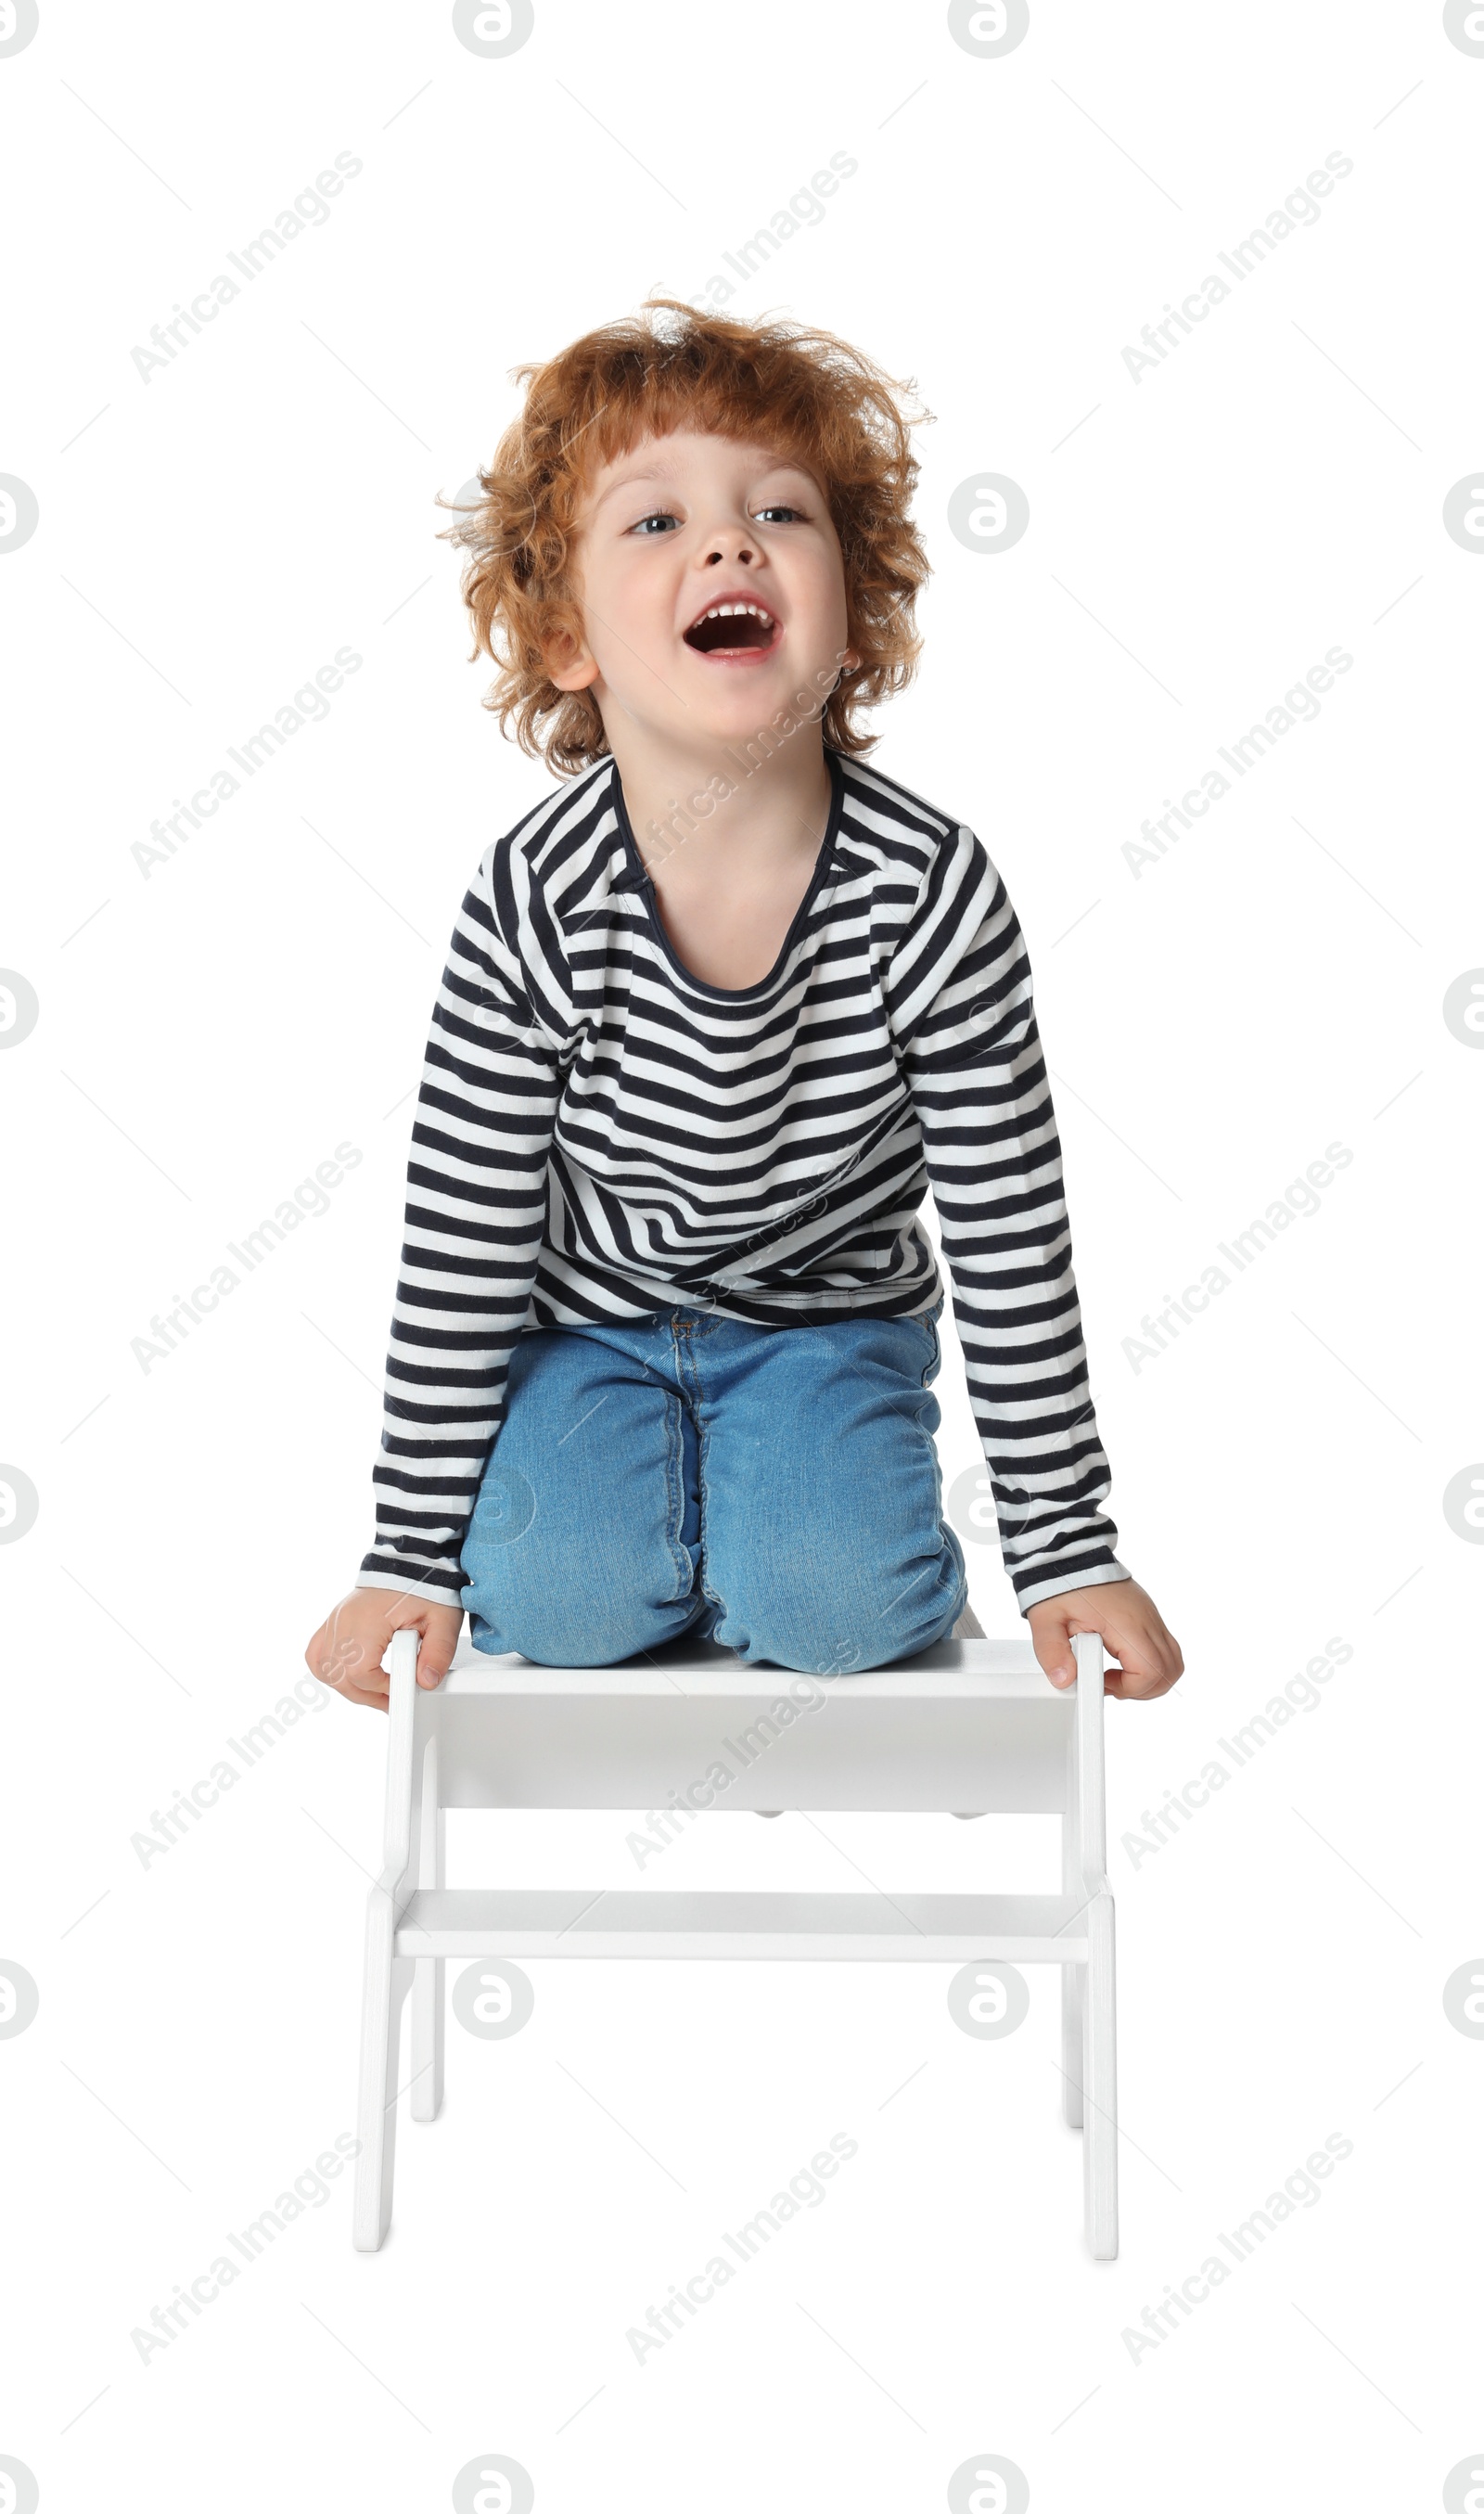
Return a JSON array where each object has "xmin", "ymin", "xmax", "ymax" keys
[
  {"xmin": 753, "ymin": 504, "xmax": 806, "ymax": 524},
  {"xmin": 630, "ymin": 511, "xmax": 681, "ymax": 535}
]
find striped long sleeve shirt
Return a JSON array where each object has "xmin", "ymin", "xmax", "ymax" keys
[{"xmin": 357, "ymin": 749, "xmax": 1131, "ymax": 1615}]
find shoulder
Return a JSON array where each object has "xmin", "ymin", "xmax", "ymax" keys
[
  {"xmin": 471, "ymin": 758, "xmax": 624, "ymax": 931},
  {"xmin": 835, "ymin": 753, "xmax": 1006, "ymax": 931},
  {"xmin": 836, "ymin": 750, "xmax": 966, "ymax": 859},
  {"xmin": 445, "ymin": 762, "xmax": 622, "ymax": 1033}
]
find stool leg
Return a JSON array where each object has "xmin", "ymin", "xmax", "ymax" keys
[
  {"xmin": 353, "ymin": 1891, "xmax": 411, "ymax": 2251},
  {"xmin": 410, "ymin": 1959, "xmax": 443, "ymax": 2122},
  {"xmin": 1060, "ymin": 1793, "xmax": 1083, "ymax": 2126},
  {"xmin": 1062, "ymin": 1963, "xmax": 1084, "ymax": 2127},
  {"xmin": 1082, "ymin": 1891, "xmax": 1119, "ymax": 2260},
  {"xmin": 411, "ymin": 1790, "xmax": 444, "ymax": 2123}
]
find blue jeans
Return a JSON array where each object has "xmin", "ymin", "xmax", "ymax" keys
[{"xmin": 459, "ymin": 1302, "xmax": 967, "ymax": 1674}]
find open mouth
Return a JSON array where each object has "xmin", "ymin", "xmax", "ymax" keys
[{"xmin": 683, "ymin": 601, "xmax": 780, "ymax": 656}]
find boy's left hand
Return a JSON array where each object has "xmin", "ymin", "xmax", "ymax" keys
[{"xmin": 1026, "ymin": 1579, "xmax": 1182, "ymax": 1700}]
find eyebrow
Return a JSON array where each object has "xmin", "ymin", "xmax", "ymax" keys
[
  {"xmin": 591, "ymin": 466, "xmax": 672, "ymax": 514},
  {"xmin": 589, "ymin": 452, "xmax": 818, "ymax": 517}
]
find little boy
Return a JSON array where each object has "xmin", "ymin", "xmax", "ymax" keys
[{"xmin": 306, "ymin": 301, "xmax": 1182, "ymax": 1711}]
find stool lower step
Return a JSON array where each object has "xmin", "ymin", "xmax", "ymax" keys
[{"xmin": 394, "ymin": 1886, "xmax": 1090, "ymax": 1961}]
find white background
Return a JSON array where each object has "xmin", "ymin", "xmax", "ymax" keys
[{"xmin": 2, "ymin": 1, "xmax": 1481, "ymax": 2506}]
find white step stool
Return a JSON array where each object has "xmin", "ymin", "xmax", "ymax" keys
[{"xmin": 355, "ymin": 1625, "xmax": 1118, "ymax": 2256}]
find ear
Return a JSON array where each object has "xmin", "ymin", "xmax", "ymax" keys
[{"xmin": 544, "ymin": 622, "xmax": 599, "ymax": 693}]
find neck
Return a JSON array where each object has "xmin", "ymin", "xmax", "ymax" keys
[{"xmin": 606, "ymin": 713, "xmax": 835, "ymax": 886}]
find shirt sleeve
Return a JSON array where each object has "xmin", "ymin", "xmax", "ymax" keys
[
  {"xmin": 357, "ymin": 850, "xmax": 564, "ymax": 1606},
  {"xmin": 889, "ymin": 827, "xmax": 1132, "ymax": 1615}
]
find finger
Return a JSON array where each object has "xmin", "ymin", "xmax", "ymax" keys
[
  {"xmin": 331, "ymin": 1619, "xmax": 402, "ymax": 1679},
  {"xmin": 1097, "ymin": 1612, "xmax": 1179, "ymax": 1676},
  {"xmin": 320, "ymin": 1668, "xmax": 390, "ymax": 1712},
  {"xmin": 413, "ymin": 1621, "xmax": 459, "ymax": 1690},
  {"xmin": 377, "ymin": 1622, "xmax": 443, "ymax": 1692},
  {"xmin": 1031, "ymin": 1630, "xmax": 1077, "ymax": 1689},
  {"xmin": 313, "ymin": 1632, "xmax": 391, "ymax": 1700},
  {"xmin": 317, "ymin": 1648, "xmax": 390, "ymax": 1694},
  {"xmin": 1105, "ymin": 1650, "xmax": 1179, "ymax": 1700},
  {"xmin": 1094, "ymin": 1629, "xmax": 1145, "ymax": 1694},
  {"xmin": 1037, "ymin": 1621, "xmax": 1123, "ymax": 1691},
  {"xmin": 321, "ymin": 1640, "xmax": 386, "ymax": 1696},
  {"xmin": 1102, "ymin": 1639, "xmax": 1155, "ymax": 1694}
]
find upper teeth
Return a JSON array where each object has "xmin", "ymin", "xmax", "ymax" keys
[{"xmin": 696, "ymin": 604, "xmax": 770, "ymax": 624}]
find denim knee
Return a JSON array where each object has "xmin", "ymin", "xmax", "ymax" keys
[
  {"xmin": 709, "ymin": 1532, "xmax": 967, "ymax": 1675},
  {"xmin": 461, "ymin": 1503, "xmax": 705, "ymax": 1666},
  {"xmin": 461, "ymin": 1564, "xmax": 707, "ymax": 1665}
]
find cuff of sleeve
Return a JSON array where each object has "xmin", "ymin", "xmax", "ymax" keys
[
  {"xmin": 1014, "ymin": 1560, "xmax": 1133, "ymax": 1616},
  {"xmin": 356, "ymin": 1569, "xmax": 466, "ymax": 1610}
]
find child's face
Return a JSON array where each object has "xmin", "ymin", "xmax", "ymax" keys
[{"xmin": 550, "ymin": 428, "xmax": 855, "ymax": 753}]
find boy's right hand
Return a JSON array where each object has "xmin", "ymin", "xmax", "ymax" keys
[{"xmin": 304, "ymin": 1587, "xmax": 464, "ymax": 1713}]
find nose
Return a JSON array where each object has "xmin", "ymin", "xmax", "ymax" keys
[{"xmin": 702, "ymin": 526, "xmax": 757, "ymax": 568}]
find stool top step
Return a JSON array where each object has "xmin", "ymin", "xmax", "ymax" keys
[{"xmin": 436, "ymin": 1635, "xmax": 1057, "ymax": 1701}]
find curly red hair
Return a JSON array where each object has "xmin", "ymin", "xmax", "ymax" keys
[{"xmin": 441, "ymin": 299, "xmax": 931, "ymax": 773}]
